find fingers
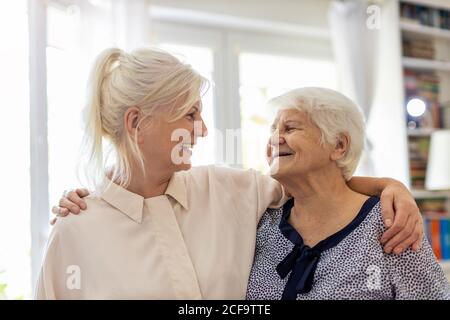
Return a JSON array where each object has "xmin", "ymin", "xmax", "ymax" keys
[
  {"xmin": 52, "ymin": 205, "xmax": 69, "ymax": 217},
  {"xmin": 59, "ymin": 197, "xmax": 81, "ymax": 214},
  {"xmin": 49, "ymin": 188, "xmax": 89, "ymax": 225},
  {"xmin": 392, "ymin": 219, "xmax": 422, "ymax": 254},
  {"xmin": 67, "ymin": 190, "xmax": 87, "ymax": 211},
  {"xmin": 412, "ymin": 218, "xmax": 424, "ymax": 251},
  {"xmin": 75, "ymin": 188, "xmax": 90, "ymax": 198},
  {"xmin": 380, "ymin": 192, "xmax": 394, "ymax": 228},
  {"xmin": 380, "ymin": 204, "xmax": 409, "ymax": 247},
  {"xmin": 382, "ymin": 216, "xmax": 415, "ymax": 254},
  {"xmin": 389, "ymin": 233, "xmax": 417, "ymax": 255},
  {"xmin": 50, "ymin": 206, "xmax": 68, "ymax": 226}
]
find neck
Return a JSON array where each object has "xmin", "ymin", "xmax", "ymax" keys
[
  {"xmin": 278, "ymin": 166, "xmax": 369, "ymax": 247},
  {"xmin": 120, "ymin": 166, "xmax": 174, "ymax": 199},
  {"xmin": 285, "ymin": 167, "xmax": 350, "ymax": 209}
]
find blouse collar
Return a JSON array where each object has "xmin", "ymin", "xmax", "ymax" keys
[
  {"xmin": 100, "ymin": 171, "xmax": 188, "ymax": 224},
  {"xmin": 276, "ymin": 196, "xmax": 379, "ymax": 299}
]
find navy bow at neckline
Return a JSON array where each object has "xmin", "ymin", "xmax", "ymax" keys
[
  {"xmin": 276, "ymin": 196, "xmax": 379, "ymax": 300},
  {"xmin": 276, "ymin": 243, "xmax": 320, "ymax": 299}
]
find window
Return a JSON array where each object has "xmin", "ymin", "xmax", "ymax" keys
[
  {"xmin": 46, "ymin": 4, "xmax": 85, "ymax": 220},
  {"xmin": 0, "ymin": 0, "xmax": 31, "ymax": 299}
]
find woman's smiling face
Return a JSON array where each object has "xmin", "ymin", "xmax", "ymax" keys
[
  {"xmin": 136, "ymin": 99, "xmax": 208, "ymax": 174},
  {"xmin": 267, "ymin": 108, "xmax": 335, "ymax": 180}
]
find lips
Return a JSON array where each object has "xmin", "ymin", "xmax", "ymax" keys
[{"xmin": 273, "ymin": 151, "xmax": 294, "ymax": 158}]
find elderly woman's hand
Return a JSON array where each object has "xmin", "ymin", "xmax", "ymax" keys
[
  {"xmin": 378, "ymin": 180, "xmax": 423, "ymax": 255},
  {"xmin": 50, "ymin": 188, "xmax": 90, "ymax": 225}
]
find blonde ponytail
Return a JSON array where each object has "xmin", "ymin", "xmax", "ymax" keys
[{"xmin": 82, "ymin": 48, "xmax": 123, "ymax": 186}]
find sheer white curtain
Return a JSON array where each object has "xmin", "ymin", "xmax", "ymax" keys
[
  {"xmin": 328, "ymin": 0, "xmax": 409, "ymax": 183},
  {"xmin": 77, "ymin": 0, "xmax": 151, "ymax": 57},
  {"xmin": 328, "ymin": 0, "xmax": 380, "ymax": 177},
  {"xmin": 0, "ymin": 0, "xmax": 31, "ymax": 299}
]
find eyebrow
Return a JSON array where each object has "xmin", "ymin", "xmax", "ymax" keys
[{"xmin": 284, "ymin": 120, "xmax": 304, "ymax": 126}]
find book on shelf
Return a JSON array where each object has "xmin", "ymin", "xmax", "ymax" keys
[
  {"xmin": 408, "ymin": 135, "xmax": 430, "ymax": 189},
  {"xmin": 402, "ymin": 38, "xmax": 435, "ymax": 59},
  {"xmin": 416, "ymin": 197, "xmax": 448, "ymax": 216},
  {"xmin": 425, "ymin": 217, "xmax": 450, "ymax": 260},
  {"xmin": 400, "ymin": 2, "xmax": 450, "ymax": 30},
  {"xmin": 404, "ymin": 69, "xmax": 441, "ymax": 129},
  {"xmin": 420, "ymin": 196, "xmax": 449, "ymax": 260}
]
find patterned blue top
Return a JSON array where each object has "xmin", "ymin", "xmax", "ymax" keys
[{"xmin": 246, "ymin": 197, "xmax": 450, "ymax": 300}]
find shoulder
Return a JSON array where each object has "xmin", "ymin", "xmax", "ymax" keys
[
  {"xmin": 338, "ymin": 197, "xmax": 385, "ymax": 250},
  {"xmin": 51, "ymin": 195, "xmax": 113, "ymax": 236},
  {"xmin": 360, "ymin": 197, "xmax": 385, "ymax": 233},
  {"xmin": 259, "ymin": 205, "xmax": 285, "ymax": 226}
]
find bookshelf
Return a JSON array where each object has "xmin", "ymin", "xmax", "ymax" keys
[
  {"xmin": 400, "ymin": 20, "xmax": 450, "ymax": 40},
  {"xmin": 402, "ymin": 56, "xmax": 450, "ymax": 72},
  {"xmin": 399, "ymin": 0, "xmax": 450, "ymax": 276}
]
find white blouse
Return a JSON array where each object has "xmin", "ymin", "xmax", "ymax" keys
[{"xmin": 35, "ymin": 165, "xmax": 286, "ymax": 299}]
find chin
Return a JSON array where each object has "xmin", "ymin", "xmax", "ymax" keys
[{"xmin": 269, "ymin": 161, "xmax": 288, "ymax": 180}]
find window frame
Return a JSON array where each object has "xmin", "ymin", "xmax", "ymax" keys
[{"xmin": 28, "ymin": 0, "xmax": 50, "ymax": 293}]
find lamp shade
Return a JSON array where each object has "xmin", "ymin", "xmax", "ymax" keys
[{"xmin": 426, "ymin": 130, "xmax": 450, "ymax": 190}]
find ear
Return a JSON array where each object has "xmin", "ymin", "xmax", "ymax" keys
[
  {"xmin": 330, "ymin": 133, "xmax": 350, "ymax": 161},
  {"xmin": 124, "ymin": 107, "xmax": 144, "ymax": 144}
]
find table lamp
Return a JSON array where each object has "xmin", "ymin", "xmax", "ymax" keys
[{"xmin": 426, "ymin": 130, "xmax": 450, "ymax": 190}]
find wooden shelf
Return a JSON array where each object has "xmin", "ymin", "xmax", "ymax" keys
[
  {"xmin": 412, "ymin": 189, "xmax": 450, "ymax": 199},
  {"xmin": 403, "ymin": 57, "xmax": 450, "ymax": 72},
  {"xmin": 400, "ymin": 20, "xmax": 450, "ymax": 40},
  {"xmin": 407, "ymin": 128, "xmax": 436, "ymax": 136},
  {"xmin": 401, "ymin": 0, "xmax": 450, "ymax": 11}
]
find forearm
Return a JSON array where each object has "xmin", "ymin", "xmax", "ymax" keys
[{"xmin": 347, "ymin": 176, "xmax": 399, "ymax": 196}]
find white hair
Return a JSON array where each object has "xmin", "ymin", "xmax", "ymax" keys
[
  {"xmin": 80, "ymin": 47, "xmax": 208, "ymax": 188},
  {"xmin": 268, "ymin": 87, "xmax": 365, "ymax": 180}
]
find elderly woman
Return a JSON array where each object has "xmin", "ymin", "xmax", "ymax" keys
[
  {"xmin": 246, "ymin": 87, "xmax": 450, "ymax": 300},
  {"xmin": 42, "ymin": 47, "xmax": 423, "ymax": 299}
]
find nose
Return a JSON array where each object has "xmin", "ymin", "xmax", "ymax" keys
[
  {"xmin": 201, "ymin": 117, "xmax": 208, "ymax": 137},
  {"xmin": 267, "ymin": 130, "xmax": 285, "ymax": 160},
  {"xmin": 193, "ymin": 117, "xmax": 208, "ymax": 142},
  {"xmin": 269, "ymin": 130, "xmax": 285, "ymax": 146}
]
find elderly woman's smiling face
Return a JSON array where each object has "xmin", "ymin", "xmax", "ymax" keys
[{"xmin": 267, "ymin": 108, "xmax": 344, "ymax": 180}]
